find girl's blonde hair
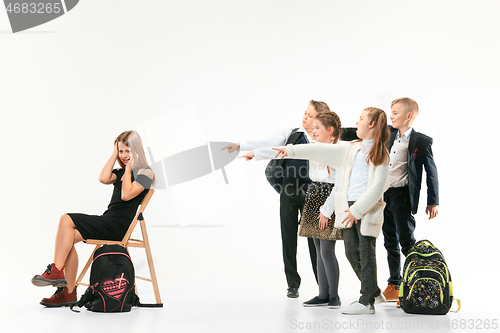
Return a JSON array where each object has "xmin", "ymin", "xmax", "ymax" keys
[
  {"xmin": 115, "ymin": 131, "xmax": 155, "ymax": 185},
  {"xmin": 363, "ymin": 107, "xmax": 390, "ymax": 166}
]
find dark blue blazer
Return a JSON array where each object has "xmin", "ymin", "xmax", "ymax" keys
[
  {"xmin": 388, "ymin": 127, "xmax": 439, "ymax": 214},
  {"xmin": 340, "ymin": 127, "xmax": 439, "ymax": 214}
]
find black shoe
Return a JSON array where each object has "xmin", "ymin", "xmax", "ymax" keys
[
  {"xmin": 302, "ymin": 296, "xmax": 329, "ymax": 307},
  {"xmin": 328, "ymin": 297, "xmax": 342, "ymax": 309},
  {"xmin": 287, "ymin": 287, "xmax": 299, "ymax": 298}
]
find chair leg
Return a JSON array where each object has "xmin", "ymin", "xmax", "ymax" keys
[
  {"xmin": 128, "ymin": 244, "xmax": 140, "ymax": 296},
  {"xmin": 140, "ymin": 219, "xmax": 162, "ymax": 304},
  {"xmin": 76, "ymin": 245, "xmax": 100, "ymax": 286}
]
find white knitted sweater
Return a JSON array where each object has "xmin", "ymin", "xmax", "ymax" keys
[{"xmin": 286, "ymin": 141, "xmax": 389, "ymax": 238}]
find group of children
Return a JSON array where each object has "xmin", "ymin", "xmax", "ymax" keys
[
  {"xmin": 224, "ymin": 97, "xmax": 439, "ymax": 315},
  {"xmin": 31, "ymin": 98, "xmax": 438, "ymax": 314}
]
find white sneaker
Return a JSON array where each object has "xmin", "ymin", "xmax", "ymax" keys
[
  {"xmin": 374, "ymin": 293, "xmax": 386, "ymax": 304},
  {"xmin": 341, "ymin": 301, "xmax": 375, "ymax": 315}
]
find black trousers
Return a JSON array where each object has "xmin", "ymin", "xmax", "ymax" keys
[
  {"xmin": 280, "ymin": 185, "xmax": 318, "ymax": 288},
  {"xmin": 382, "ymin": 186, "xmax": 416, "ymax": 286}
]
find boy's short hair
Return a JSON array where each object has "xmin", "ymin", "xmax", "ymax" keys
[
  {"xmin": 391, "ymin": 97, "xmax": 419, "ymax": 115},
  {"xmin": 309, "ymin": 100, "xmax": 330, "ymax": 114}
]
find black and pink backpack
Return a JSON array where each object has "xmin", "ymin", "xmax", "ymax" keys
[{"xmin": 71, "ymin": 244, "xmax": 139, "ymax": 312}]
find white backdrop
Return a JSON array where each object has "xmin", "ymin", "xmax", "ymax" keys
[{"xmin": 1, "ymin": 1, "xmax": 499, "ymax": 332}]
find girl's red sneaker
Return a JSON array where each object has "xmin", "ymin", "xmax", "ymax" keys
[
  {"xmin": 31, "ymin": 263, "xmax": 67, "ymax": 287},
  {"xmin": 40, "ymin": 286, "xmax": 77, "ymax": 307}
]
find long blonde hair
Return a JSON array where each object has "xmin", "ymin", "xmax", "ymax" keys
[{"xmin": 115, "ymin": 131, "xmax": 155, "ymax": 184}]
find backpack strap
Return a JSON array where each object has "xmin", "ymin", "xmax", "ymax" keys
[
  {"xmin": 129, "ymin": 286, "xmax": 163, "ymax": 308},
  {"xmin": 136, "ymin": 302, "xmax": 164, "ymax": 308},
  {"xmin": 450, "ymin": 298, "xmax": 461, "ymax": 313},
  {"xmin": 70, "ymin": 286, "xmax": 97, "ymax": 313},
  {"xmin": 414, "ymin": 239, "xmax": 435, "ymax": 249}
]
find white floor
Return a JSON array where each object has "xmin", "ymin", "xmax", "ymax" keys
[
  {"xmin": 3, "ymin": 153, "xmax": 497, "ymax": 333},
  {"xmin": 6, "ymin": 214, "xmax": 495, "ymax": 333}
]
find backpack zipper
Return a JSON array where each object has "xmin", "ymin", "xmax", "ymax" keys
[
  {"xmin": 407, "ymin": 277, "xmax": 444, "ymax": 304},
  {"xmin": 409, "ymin": 268, "xmax": 446, "ymax": 287}
]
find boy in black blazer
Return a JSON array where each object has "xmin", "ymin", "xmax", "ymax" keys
[
  {"xmin": 223, "ymin": 100, "xmax": 332, "ymax": 298},
  {"xmin": 381, "ymin": 97, "xmax": 439, "ymax": 303}
]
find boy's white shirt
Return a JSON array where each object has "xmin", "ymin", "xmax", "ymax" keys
[
  {"xmin": 388, "ymin": 127, "xmax": 412, "ymax": 188},
  {"xmin": 286, "ymin": 141, "xmax": 390, "ymax": 238}
]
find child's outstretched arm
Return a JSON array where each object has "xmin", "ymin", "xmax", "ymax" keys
[
  {"xmin": 274, "ymin": 142, "xmax": 347, "ymax": 168},
  {"xmin": 222, "ymin": 129, "xmax": 293, "ymax": 153},
  {"xmin": 240, "ymin": 145, "xmax": 288, "ymax": 161}
]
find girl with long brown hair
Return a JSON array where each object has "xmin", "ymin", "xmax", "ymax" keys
[
  {"xmin": 273, "ymin": 107, "xmax": 390, "ymax": 315},
  {"xmin": 31, "ymin": 130, "xmax": 154, "ymax": 307}
]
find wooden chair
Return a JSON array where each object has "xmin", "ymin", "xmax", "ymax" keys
[{"xmin": 75, "ymin": 189, "xmax": 162, "ymax": 306}]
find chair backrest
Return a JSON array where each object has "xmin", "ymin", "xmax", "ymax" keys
[{"xmin": 120, "ymin": 189, "xmax": 154, "ymax": 243}]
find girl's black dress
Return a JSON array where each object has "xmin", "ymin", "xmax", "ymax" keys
[{"xmin": 69, "ymin": 168, "xmax": 153, "ymax": 241}]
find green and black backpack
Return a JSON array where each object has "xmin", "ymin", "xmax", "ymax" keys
[{"xmin": 399, "ymin": 239, "xmax": 461, "ymax": 315}]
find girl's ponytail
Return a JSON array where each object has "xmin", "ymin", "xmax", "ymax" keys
[{"xmin": 364, "ymin": 107, "xmax": 390, "ymax": 166}]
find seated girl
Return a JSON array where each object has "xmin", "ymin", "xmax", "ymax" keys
[{"xmin": 32, "ymin": 130, "xmax": 154, "ymax": 307}]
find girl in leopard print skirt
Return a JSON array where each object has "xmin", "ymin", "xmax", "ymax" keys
[{"xmin": 299, "ymin": 111, "xmax": 343, "ymax": 309}]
